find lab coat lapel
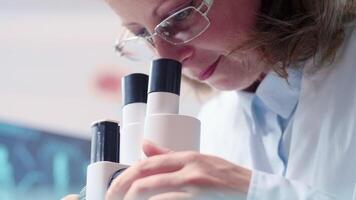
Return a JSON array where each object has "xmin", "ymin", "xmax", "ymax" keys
[{"xmin": 287, "ymin": 24, "xmax": 356, "ymax": 198}]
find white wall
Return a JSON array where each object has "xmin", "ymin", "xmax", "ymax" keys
[{"xmin": 0, "ymin": 0, "xmax": 202, "ymax": 139}]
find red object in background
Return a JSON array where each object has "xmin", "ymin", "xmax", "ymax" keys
[
  {"xmin": 96, "ymin": 73, "xmax": 121, "ymax": 94},
  {"xmin": 92, "ymin": 66, "xmax": 127, "ymax": 101}
]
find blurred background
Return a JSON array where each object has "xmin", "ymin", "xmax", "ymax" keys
[{"xmin": 0, "ymin": 0, "xmax": 202, "ymax": 199}]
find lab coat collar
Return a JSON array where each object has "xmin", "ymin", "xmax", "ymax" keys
[{"xmin": 255, "ymin": 68, "xmax": 303, "ymax": 119}]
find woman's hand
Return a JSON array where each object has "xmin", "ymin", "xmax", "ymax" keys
[
  {"xmin": 61, "ymin": 194, "xmax": 79, "ymax": 200},
  {"xmin": 106, "ymin": 140, "xmax": 252, "ymax": 200}
]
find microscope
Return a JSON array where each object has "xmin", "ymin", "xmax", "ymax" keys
[{"xmin": 83, "ymin": 58, "xmax": 200, "ymax": 200}]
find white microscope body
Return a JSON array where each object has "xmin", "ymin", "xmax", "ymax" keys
[
  {"xmin": 144, "ymin": 58, "xmax": 200, "ymax": 152},
  {"xmin": 85, "ymin": 120, "xmax": 128, "ymax": 200},
  {"xmin": 120, "ymin": 73, "xmax": 149, "ymax": 165},
  {"xmin": 84, "ymin": 58, "xmax": 200, "ymax": 200}
]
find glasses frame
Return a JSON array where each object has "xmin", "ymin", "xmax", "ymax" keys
[{"xmin": 114, "ymin": 0, "xmax": 214, "ymax": 58}]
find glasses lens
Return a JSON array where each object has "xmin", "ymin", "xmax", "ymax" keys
[
  {"xmin": 115, "ymin": 37, "xmax": 156, "ymax": 61},
  {"xmin": 155, "ymin": 7, "xmax": 210, "ymax": 45}
]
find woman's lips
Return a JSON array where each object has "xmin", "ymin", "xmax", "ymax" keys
[{"xmin": 198, "ymin": 56, "xmax": 222, "ymax": 81}]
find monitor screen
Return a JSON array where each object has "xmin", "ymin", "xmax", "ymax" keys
[{"xmin": 0, "ymin": 121, "xmax": 90, "ymax": 200}]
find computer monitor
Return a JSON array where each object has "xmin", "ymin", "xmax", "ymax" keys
[{"xmin": 0, "ymin": 121, "xmax": 90, "ymax": 200}]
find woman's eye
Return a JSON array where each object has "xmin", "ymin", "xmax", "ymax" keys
[
  {"xmin": 135, "ymin": 28, "xmax": 150, "ymax": 37},
  {"xmin": 172, "ymin": 8, "xmax": 193, "ymax": 22},
  {"xmin": 170, "ymin": 0, "xmax": 194, "ymax": 22}
]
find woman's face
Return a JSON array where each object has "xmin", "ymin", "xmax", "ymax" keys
[{"xmin": 107, "ymin": 0, "xmax": 267, "ymax": 91}]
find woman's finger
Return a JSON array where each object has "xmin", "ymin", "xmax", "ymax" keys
[
  {"xmin": 142, "ymin": 139, "xmax": 172, "ymax": 157},
  {"xmin": 148, "ymin": 192, "xmax": 193, "ymax": 200},
  {"xmin": 107, "ymin": 152, "xmax": 197, "ymax": 200},
  {"xmin": 60, "ymin": 194, "xmax": 80, "ymax": 200},
  {"xmin": 123, "ymin": 171, "xmax": 185, "ymax": 200}
]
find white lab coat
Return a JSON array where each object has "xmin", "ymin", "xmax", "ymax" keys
[{"xmin": 199, "ymin": 23, "xmax": 356, "ymax": 199}]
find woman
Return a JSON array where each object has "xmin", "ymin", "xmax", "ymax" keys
[{"xmin": 64, "ymin": 0, "xmax": 356, "ymax": 199}]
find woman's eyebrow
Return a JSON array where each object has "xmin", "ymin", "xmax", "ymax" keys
[
  {"xmin": 121, "ymin": 0, "xmax": 188, "ymax": 28},
  {"xmin": 122, "ymin": 22, "xmax": 139, "ymax": 28},
  {"xmin": 154, "ymin": 0, "xmax": 187, "ymax": 17}
]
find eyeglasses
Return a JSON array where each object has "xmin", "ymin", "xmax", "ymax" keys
[{"xmin": 114, "ymin": 0, "xmax": 214, "ymax": 61}]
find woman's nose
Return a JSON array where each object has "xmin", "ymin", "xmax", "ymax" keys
[{"xmin": 154, "ymin": 38, "xmax": 194, "ymax": 64}]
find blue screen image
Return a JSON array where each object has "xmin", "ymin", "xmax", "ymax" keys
[{"xmin": 0, "ymin": 121, "xmax": 90, "ymax": 200}]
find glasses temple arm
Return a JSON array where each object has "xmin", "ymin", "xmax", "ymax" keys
[{"xmin": 198, "ymin": 0, "xmax": 214, "ymax": 13}]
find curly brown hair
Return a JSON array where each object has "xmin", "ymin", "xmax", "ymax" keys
[
  {"xmin": 252, "ymin": 0, "xmax": 356, "ymax": 77},
  {"xmin": 185, "ymin": 0, "xmax": 356, "ymax": 99}
]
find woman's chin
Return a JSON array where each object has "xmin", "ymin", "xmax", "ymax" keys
[
  {"xmin": 207, "ymin": 80, "xmax": 242, "ymax": 91},
  {"xmin": 207, "ymin": 78, "xmax": 256, "ymax": 91}
]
